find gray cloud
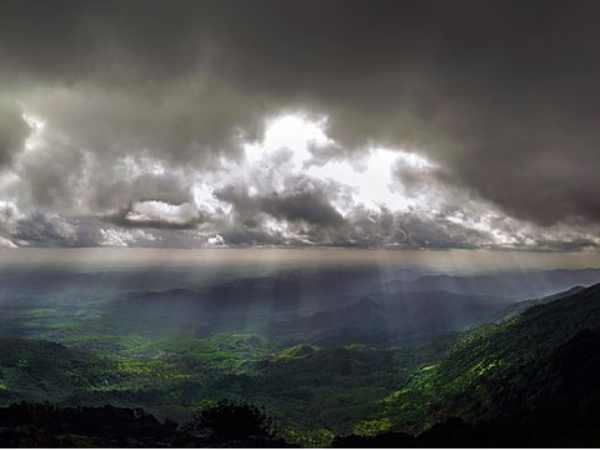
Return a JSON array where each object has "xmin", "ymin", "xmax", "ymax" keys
[
  {"xmin": 1, "ymin": 0, "xmax": 599, "ymax": 249},
  {"xmin": 260, "ymin": 191, "xmax": 345, "ymax": 227},
  {"xmin": 0, "ymin": 102, "xmax": 29, "ymax": 167},
  {"xmin": 215, "ymin": 184, "xmax": 344, "ymax": 228},
  {"xmin": 12, "ymin": 212, "xmax": 78, "ymax": 247}
]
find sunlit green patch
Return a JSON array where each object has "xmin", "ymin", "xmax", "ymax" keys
[
  {"xmin": 344, "ymin": 343, "xmax": 367, "ymax": 351},
  {"xmin": 352, "ymin": 417, "xmax": 393, "ymax": 436},
  {"xmin": 19, "ymin": 308, "xmax": 58, "ymax": 318},
  {"xmin": 62, "ymin": 333, "xmax": 144, "ymax": 350},
  {"xmin": 118, "ymin": 359, "xmax": 183, "ymax": 376},
  {"xmin": 471, "ymin": 359, "xmax": 498, "ymax": 377},
  {"xmin": 141, "ymin": 333, "xmax": 269, "ymax": 354},
  {"xmin": 129, "ymin": 333, "xmax": 276, "ymax": 374},
  {"xmin": 273, "ymin": 344, "xmax": 321, "ymax": 361},
  {"xmin": 281, "ymin": 426, "xmax": 335, "ymax": 448},
  {"xmin": 49, "ymin": 321, "xmax": 86, "ymax": 330}
]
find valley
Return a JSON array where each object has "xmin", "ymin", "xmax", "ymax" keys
[{"xmin": 0, "ymin": 264, "xmax": 599, "ymax": 446}]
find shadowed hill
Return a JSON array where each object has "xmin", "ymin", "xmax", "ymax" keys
[
  {"xmin": 334, "ymin": 282, "xmax": 600, "ymax": 446},
  {"xmin": 272, "ymin": 292, "xmax": 510, "ymax": 344},
  {"xmin": 495, "ymin": 285, "xmax": 586, "ymax": 320},
  {"xmin": 381, "ymin": 282, "xmax": 600, "ymax": 430},
  {"xmin": 0, "ymin": 338, "xmax": 121, "ymax": 404}
]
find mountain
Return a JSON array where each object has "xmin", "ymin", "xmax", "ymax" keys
[
  {"xmin": 385, "ymin": 269, "xmax": 600, "ymax": 300},
  {"xmin": 333, "ymin": 281, "xmax": 600, "ymax": 446},
  {"xmin": 107, "ymin": 269, "xmax": 400, "ymax": 331},
  {"xmin": 284, "ymin": 297, "xmax": 386, "ymax": 332},
  {"xmin": 269, "ymin": 297, "xmax": 389, "ymax": 344},
  {"xmin": 273, "ymin": 292, "xmax": 512, "ymax": 344},
  {"xmin": 495, "ymin": 285, "xmax": 586, "ymax": 320},
  {"xmin": 0, "ymin": 338, "xmax": 119, "ymax": 404},
  {"xmin": 380, "ymin": 291, "xmax": 509, "ymax": 336},
  {"xmin": 387, "ymin": 282, "xmax": 600, "ymax": 426}
]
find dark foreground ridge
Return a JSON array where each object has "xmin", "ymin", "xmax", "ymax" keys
[
  {"xmin": 2, "ymin": 398, "xmax": 600, "ymax": 448},
  {"xmin": 0, "ymin": 400, "xmax": 288, "ymax": 448},
  {"xmin": 334, "ymin": 408, "xmax": 600, "ymax": 448}
]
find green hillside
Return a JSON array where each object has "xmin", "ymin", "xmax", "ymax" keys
[
  {"xmin": 380, "ymin": 282, "xmax": 600, "ymax": 434},
  {"xmin": 0, "ymin": 338, "xmax": 120, "ymax": 404}
]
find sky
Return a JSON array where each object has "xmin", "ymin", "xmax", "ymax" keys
[{"xmin": 1, "ymin": 0, "xmax": 600, "ymax": 251}]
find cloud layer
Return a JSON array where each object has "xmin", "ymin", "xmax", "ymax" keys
[{"xmin": 1, "ymin": 0, "xmax": 599, "ymax": 250}]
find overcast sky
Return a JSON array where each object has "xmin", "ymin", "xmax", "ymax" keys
[{"xmin": 1, "ymin": 0, "xmax": 599, "ymax": 251}]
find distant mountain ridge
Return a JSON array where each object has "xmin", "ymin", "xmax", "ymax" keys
[
  {"xmin": 274, "ymin": 290, "xmax": 512, "ymax": 343},
  {"xmin": 495, "ymin": 285, "xmax": 586, "ymax": 320},
  {"xmin": 385, "ymin": 269, "xmax": 600, "ymax": 299}
]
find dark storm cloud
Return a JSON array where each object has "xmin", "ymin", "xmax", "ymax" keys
[
  {"xmin": 260, "ymin": 191, "xmax": 345, "ymax": 227},
  {"xmin": 89, "ymin": 172, "xmax": 194, "ymax": 213},
  {"xmin": 1, "ymin": 0, "xmax": 600, "ymax": 248},
  {"xmin": 0, "ymin": 102, "xmax": 29, "ymax": 167},
  {"xmin": 215, "ymin": 182, "xmax": 344, "ymax": 228},
  {"xmin": 12, "ymin": 212, "xmax": 77, "ymax": 247}
]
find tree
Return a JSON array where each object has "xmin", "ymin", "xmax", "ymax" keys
[{"xmin": 181, "ymin": 400, "xmax": 286, "ymax": 447}]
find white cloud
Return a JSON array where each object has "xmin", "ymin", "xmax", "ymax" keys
[
  {"xmin": 99, "ymin": 228, "xmax": 157, "ymax": 247},
  {"xmin": 125, "ymin": 200, "xmax": 199, "ymax": 227},
  {"xmin": 0, "ymin": 237, "xmax": 18, "ymax": 248},
  {"xmin": 207, "ymin": 234, "xmax": 226, "ymax": 246}
]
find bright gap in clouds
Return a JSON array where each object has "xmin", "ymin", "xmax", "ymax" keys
[
  {"xmin": 242, "ymin": 114, "xmax": 430, "ymax": 216},
  {"xmin": 22, "ymin": 113, "xmax": 46, "ymax": 152},
  {"xmin": 307, "ymin": 149, "xmax": 418, "ymax": 214},
  {"xmin": 245, "ymin": 114, "xmax": 330, "ymax": 165}
]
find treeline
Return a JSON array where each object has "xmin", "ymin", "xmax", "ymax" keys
[
  {"xmin": 0, "ymin": 400, "xmax": 288, "ymax": 448},
  {"xmin": 2, "ymin": 400, "xmax": 600, "ymax": 448}
]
